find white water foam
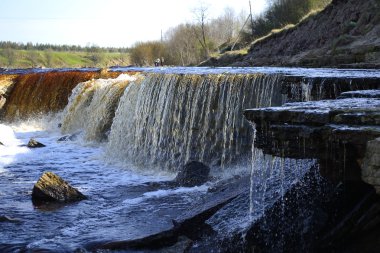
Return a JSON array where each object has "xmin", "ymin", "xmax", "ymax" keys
[
  {"xmin": 123, "ymin": 185, "xmax": 209, "ymax": 205},
  {"xmin": 0, "ymin": 124, "xmax": 30, "ymax": 173}
]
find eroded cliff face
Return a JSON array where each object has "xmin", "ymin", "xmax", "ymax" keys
[
  {"xmin": 245, "ymin": 0, "xmax": 380, "ymax": 67},
  {"xmin": 207, "ymin": 0, "xmax": 380, "ymax": 68}
]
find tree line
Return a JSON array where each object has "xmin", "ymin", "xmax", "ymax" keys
[
  {"xmin": 0, "ymin": 41, "xmax": 130, "ymax": 68},
  {"xmin": 0, "ymin": 41, "xmax": 129, "ymax": 53},
  {"xmin": 130, "ymin": 5, "xmax": 247, "ymax": 66},
  {"xmin": 129, "ymin": 0, "xmax": 331, "ymax": 66}
]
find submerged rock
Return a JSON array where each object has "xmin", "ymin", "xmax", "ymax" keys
[
  {"xmin": 27, "ymin": 138, "xmax": 46, "ymax": 148},
  {"xmin": 338, "ymin": 89, "xmax": 380, "ymax": 99},
  {"xmin": 57, "ymin": 132, "xmax": 80, "ymax": 142},
  {"xmin": 86, "ymin": 177, "xmax": 243, "ymax": 252},
  {"xmin": 0, "ymin": 215, "xmax": 21, "ymax": 223},
  {"xmin": 32, "ymin": 172, "xmax": 87, "ymax": 204},
  {"xmin": 175, "ymin": 161, "xmax": 210, "ymax": 187}
]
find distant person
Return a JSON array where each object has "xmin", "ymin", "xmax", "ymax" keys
[{"xmin": 154, "ymin": 58, "xmax": 160, "ymax": 67}]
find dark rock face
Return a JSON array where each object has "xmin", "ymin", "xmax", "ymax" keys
[
  {"xmin": 280, "ymin": 76, "xmax": 380, "ymax": 102},
  {"xmin": 235, "ymin": 171, "xmax": 380, "ymax": 253},
  {"xmin": 362, "ymin": 138, "xmax": 380, "ymax": 194},
  {"xmin": 27, "ymin": 138, "xmax": 46, "ymax": 148},
  {"xmin": 32, "ymin": 172, "xmax": 87, "ymax": 204},
  {"xmin": 0, "ymin": 141, "xmax": 3, "ymax": 146},
  {"xmin": 245, "ymin": 97, "xmax": 380, "ymax": 183},
  {"xmin": 175, "ymin": 161, "xmax": 210, "ymax": 187}
]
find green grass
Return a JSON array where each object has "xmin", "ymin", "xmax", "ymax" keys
[{"xmin": 0, "ymin": 49, "xmax": 130, "ymax": 68}]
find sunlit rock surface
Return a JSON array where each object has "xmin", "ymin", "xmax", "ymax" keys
[
  {"xmin": 0, "ymin": 74, "xmax": 17, "ymax": 116},
  {"xmin": 27, "ymin": 138, "xmax": 46, "ymax": 148},
  {"xmin": 32, "ymin": 172, "xmax": 87, "ymax": 204}
]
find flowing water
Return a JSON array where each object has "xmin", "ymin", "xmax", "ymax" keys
[
  {"xmin": 0, "ymin": 118, "xmax": 211, "ymax": 252},
  {"xmin": 1, "ymin": 67, "xmax": 380, "ymax": 252}
]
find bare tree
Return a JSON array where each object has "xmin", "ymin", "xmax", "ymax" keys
[
  {"xmin": 192, "ymin": 1, "xmax": 210, "ymax": 59},
  {"xmin": 166, "ymin": 24, "xmax": 201, "ymax": 66},
  {"xmin": 208, "ymin": 7, "xmax": 236, "ymax": 47}
]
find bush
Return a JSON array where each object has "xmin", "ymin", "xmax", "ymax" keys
[{"xmin": 129, "ymin": 41, "xmax": 167, "ymax": 66}]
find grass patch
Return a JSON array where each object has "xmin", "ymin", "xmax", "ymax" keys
[{"xmin": 0, "ymin": 49, "xmax": 130, "ymax": 68}]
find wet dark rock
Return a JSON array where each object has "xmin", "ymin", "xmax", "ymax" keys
[
  {"xmin": 86, "ymin": 177, "xmax": 245, "ymax": 252},
  {"xmin": 0, "ymin": 215, "xmax": 21, "ymax": 223},
  {"xmin": 317, "ymin": 188, "xmax": 380, "ymax": 253},
  {"xmin": 242, "ymin": 90, "xmax": 380, "ymax": 252},
  {"xmin": 362, "ymin": 138, "xmax": 380, "ymax": 194},
  {"xmin": 32, "ymin": 172, "xmax": 87, "ymax": 204},
  {"xmin": 57, "ymin": 132, "xmax": 80, "ymax": 142},
  {"xmin": 338, "ymin": 89, "xmax": 380, "ymax": 99},
  {"xmin": 175, "ymin": 161, "xmax": 210, "ymax": 187},
  {"xmin": 27, "ymin": 138, "xmax": 46, "ymax": 148},
  {"xmin": 280, "ymin": 76, "xmax": 380, "ymax": 101},
  {"xmin": 244, "ymin": 97, "xmax": 380, "ymax": 183},
  {"xmin": 225, "ymin": 170, "xmax": 380, "ymax": 253}
]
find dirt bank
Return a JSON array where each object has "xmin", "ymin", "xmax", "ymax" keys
[{"xmin": 204, "ymin": 0, "xmax": 380, "ymax": 68}]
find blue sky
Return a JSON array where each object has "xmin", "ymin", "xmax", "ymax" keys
[{"xmin": 0, "ymin": 0, "xmax": 267, "ymax": 47}]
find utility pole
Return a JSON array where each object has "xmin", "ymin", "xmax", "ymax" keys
[{"xmin": 249, "ymin": 0, "xmax": 254, "ymax": 37}]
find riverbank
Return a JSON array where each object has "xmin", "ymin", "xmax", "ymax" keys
[{"xmin": 201, "ymin": 0, "xmax": 380, "ymax": 68}]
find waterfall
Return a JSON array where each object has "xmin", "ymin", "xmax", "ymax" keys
[
  {"xmin": 2, "ymin": 71, "xmax": 120, "ymax": 122},
  {"xmin": 106, "ymin": 73, "xmax": 285, "ymax": 170},
  {"xmin": 61, "ymin": 74, "xmax": 139, "ymax": 142}
]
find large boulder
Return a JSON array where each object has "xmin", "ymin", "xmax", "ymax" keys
[
  {"xmin": 27, "ymin": 138, "xmax": 46, "ymax": 148},
  {"xmin": 175, "ymin": 161, "xmax": 210, "ymax": 187},
  {"xmin": 32, "ymin": 172, "xmax": 87, "ymax": 204}
]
